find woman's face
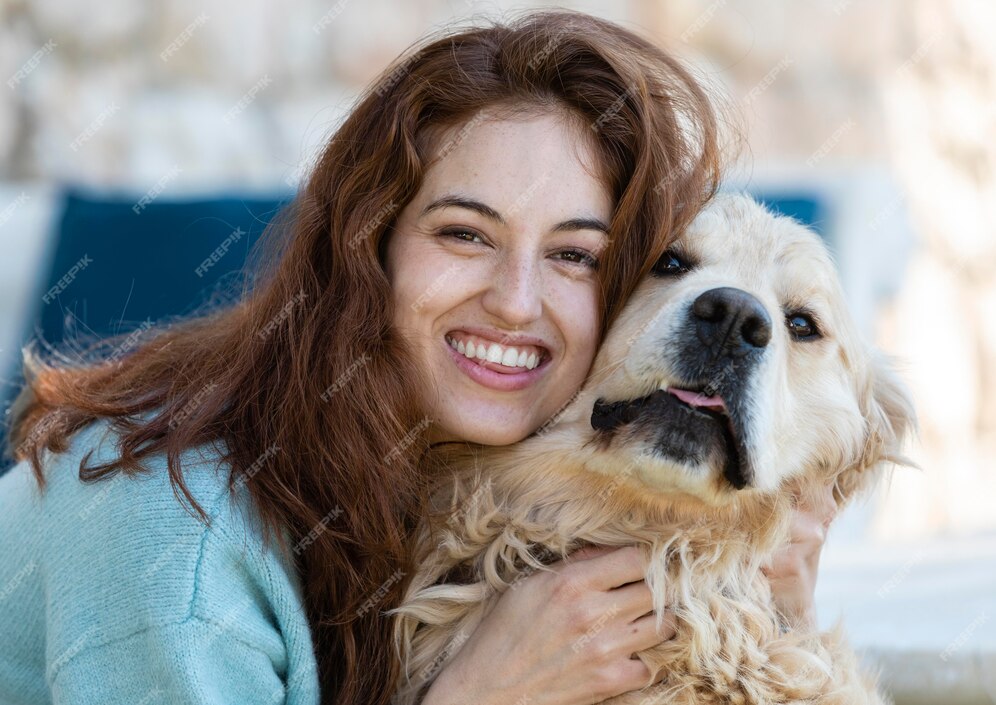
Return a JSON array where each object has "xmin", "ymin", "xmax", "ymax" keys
[{"xmin": 384, "ymin": 111, "xmax": 613, "ymax": 445}]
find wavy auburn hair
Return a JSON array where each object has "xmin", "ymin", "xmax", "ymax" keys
[{"xmin": 6, "ymin": 10, "xmax": 723, "ymax": 705}]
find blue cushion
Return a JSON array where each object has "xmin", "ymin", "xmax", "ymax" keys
[{"xmin": 1, "ymin": 188, "xmax": 291, "ymax": 471}]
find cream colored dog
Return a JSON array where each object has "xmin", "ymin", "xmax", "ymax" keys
[{"xmin": 392, "ymin": 194, "xmax": 915, "ymax": 704}]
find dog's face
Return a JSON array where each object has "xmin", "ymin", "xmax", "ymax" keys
[{"xmin": 568, "ymin": 194, "xmax": 913, "ymax": 507}]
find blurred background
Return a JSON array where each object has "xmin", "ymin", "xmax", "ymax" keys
[{"xmin": 1, "ymin": 0, "xmax": 993, "ymax": 702}]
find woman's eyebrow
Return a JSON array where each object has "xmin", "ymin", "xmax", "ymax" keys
[
  {"xmin": 421, "ymin": 195, "xmax": 609, "ymax": 234},
  {"xmin": 553, "ymin": 217, "xmax": 610, "ymax": 235},
  {"xmin": 421, "ymin": 195, "xmax": 505, "ymax": 224}
]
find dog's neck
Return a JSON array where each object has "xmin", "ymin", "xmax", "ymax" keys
[{"xmin": 424, "ymin": 435, "xmax": 795, "ymax": 581}]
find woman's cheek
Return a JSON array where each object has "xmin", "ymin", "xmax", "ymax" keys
[{"xmin": 552, "ymin": 276, "xmax": 601, "ymax": 374}]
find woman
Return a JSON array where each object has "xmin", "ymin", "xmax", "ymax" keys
[{"xmin": 0, "ymin": 10, "xmax": 834, "ymax": 705}]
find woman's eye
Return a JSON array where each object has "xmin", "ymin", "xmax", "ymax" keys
[
  {"xmin": 439, "ymin": 228, "xmax": 484, "ymax": 243},
  {"xmin": 652, "ymin": 249, "xmax": 690, "ymax": 276},
  {"xmin": 786, "ymin": 312, "xmax": 821, "ymax": 341},
  {"xmin": 556, "ymin": 249, "xmax": 599, "ymax": 270}
]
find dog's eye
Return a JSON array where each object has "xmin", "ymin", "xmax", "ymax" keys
[
  {"xmin": 786, "ymin": 312, "xmax": 820, "ymax": 341},
  {"xmin": 652, "ymin": 249, "xmax": 691, "ymax": 277}
]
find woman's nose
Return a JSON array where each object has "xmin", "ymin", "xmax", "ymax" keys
[{"xmin": 481, "ymin": 253, "xmax": 543, "ymax": 326}]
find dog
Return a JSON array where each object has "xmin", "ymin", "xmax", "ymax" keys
[{"xmin": 391, "ymin": 194, "xmax": 916, "ymax": 704}]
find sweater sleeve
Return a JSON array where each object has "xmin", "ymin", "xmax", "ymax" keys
[
  {"xmin": 49, "ymin": 616, "xmax": 288, "ymax": 705},
  {"xmin": 34, "ymin": 419, "xmax": 320, "ymax": 705}
]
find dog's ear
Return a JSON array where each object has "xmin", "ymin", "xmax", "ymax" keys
[{"xmin": 832, "ymin": 351, "xmax": 918, "ymax": 509}]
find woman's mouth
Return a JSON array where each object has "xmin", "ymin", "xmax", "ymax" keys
[{"xmin": 444, "ymin": 331, "xmax": 551, "ymax": 391}]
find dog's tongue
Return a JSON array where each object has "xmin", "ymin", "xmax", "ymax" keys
[{"xmin": 667, "ymin": 387, "xmax": 727, "ymax": 413}]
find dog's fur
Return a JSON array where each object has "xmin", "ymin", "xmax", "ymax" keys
[{"xmin": 391, "ymin": 194, "xmax": 916, "ymax": 704}]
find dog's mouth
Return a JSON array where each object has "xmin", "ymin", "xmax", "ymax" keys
[{"xmin": 590, "ymin": 386, "xmax": 751, "ymax": 490}]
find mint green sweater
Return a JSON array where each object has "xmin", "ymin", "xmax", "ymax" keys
[{"xmin": 0, "ymin": 415, "xmax": 321, "ymax": 704}]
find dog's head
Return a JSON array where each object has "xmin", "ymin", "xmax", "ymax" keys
[{"xmin": 564, "ymin": 194, "xmax": 915, "ymax": 510}]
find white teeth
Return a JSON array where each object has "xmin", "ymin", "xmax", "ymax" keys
[{"xmin": 446, "ymin": 334, "xmax": 544, "ymax": 370}]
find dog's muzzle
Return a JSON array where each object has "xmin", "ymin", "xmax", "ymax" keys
[{"xmin": 591, "ymin": 287, "xmax": 771, "ymax": 490}]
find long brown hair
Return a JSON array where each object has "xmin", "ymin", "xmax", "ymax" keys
[{"xmin": 6, "ymin": 10, "xmax": 723, "ymax": 705}]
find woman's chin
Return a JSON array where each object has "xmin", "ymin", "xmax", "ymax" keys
[{"xmin": 431, "ymin": 413, "xmax": 537, "ymax": 447}]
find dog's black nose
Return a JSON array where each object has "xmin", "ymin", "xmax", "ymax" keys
[{"xmin": 691, "ymin": 287, "xmax": 772, "ymax": 353}]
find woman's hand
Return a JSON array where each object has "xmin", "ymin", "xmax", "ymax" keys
[
  {"xmin": 761, "ymin": 483, "xmax": 838, "ymax": 630},
  {"xmin": 422, "ymin": 544, "xmax": 676, "ymax": 705}
]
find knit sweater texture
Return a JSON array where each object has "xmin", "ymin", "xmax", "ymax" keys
[{"xmin": 0, "ymin": 414, "xmax": 321, "ymax": 704}]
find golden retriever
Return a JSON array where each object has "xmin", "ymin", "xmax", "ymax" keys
[{"xmin": 392, "ymin": 194, "xmax": 916, "ymax": 704}]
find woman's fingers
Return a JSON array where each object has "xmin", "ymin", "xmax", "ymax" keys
[
  {"xmin": 564, "ymin": 544, "xmax": 647, "ymax": 591},
  {"xmin": 761, "ymin": 486, "xmax": 834, "ymax": 628},
  {"xmin": 605, "ymin": 580, "xmax": 654, "ymax": 622},
  {"xmin": 620, "ymin": 609, "xmax": 678, "ymax": 651}
]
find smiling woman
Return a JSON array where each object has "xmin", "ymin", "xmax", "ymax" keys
[
  {"xmin": 386, "ymin": 110, "xmax": 611, "ymax": 444},
  {"xmin": 0, "ymin": 9, "xmax": 730, "ymax": 705}
]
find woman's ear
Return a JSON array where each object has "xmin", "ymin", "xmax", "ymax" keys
[{"xmin": 833, "ymin": 351, "xmax": 918, "ymax": 509}]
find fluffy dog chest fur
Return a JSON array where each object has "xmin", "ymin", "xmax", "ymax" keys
[{"xmin": 393, "ymin": 448, "xmax": 884, "ymax": 705}]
